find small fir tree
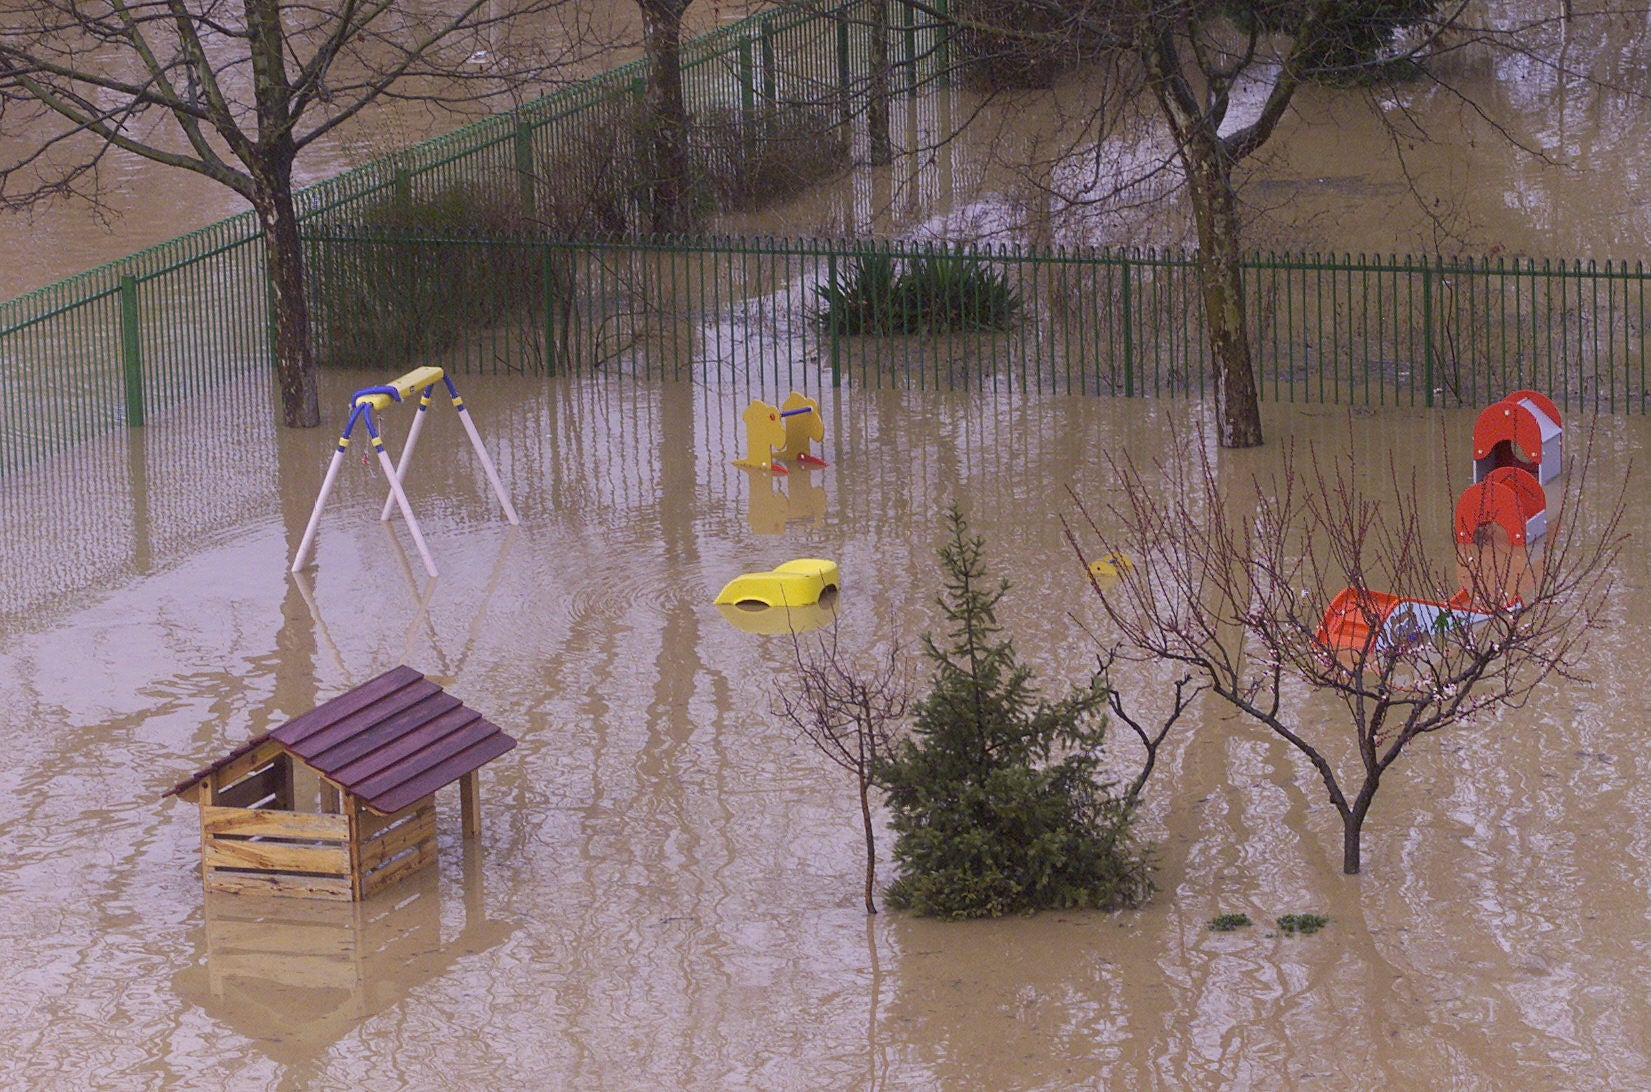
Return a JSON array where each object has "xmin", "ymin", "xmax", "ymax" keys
[{"xmin": 878, "ymin": 507, "xmax": 1154, "ymax": 919}]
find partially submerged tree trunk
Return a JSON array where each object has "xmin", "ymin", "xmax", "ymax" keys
[
  {"xmin": 252, "ymin": 177, "xmax": 320, "ymax": 429},
  {"xmin": 859, "ymin": 771, "xmax": 879, "ymax": 913},
  {"xmin": 1183, "ymin": 132, "xmax": 1263, "ymax": 448}
]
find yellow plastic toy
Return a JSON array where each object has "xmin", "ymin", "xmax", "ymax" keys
[
  {"xmin": 776, "ymin": 391, "xmax": 828, "ymax": 468},
  {"xmin": 732, "ymin": 399, "xmax": 788, "ymax": 471},
  {"xmin": 714, "ymin": 558, "xmax": 839, "ymax": 607},
  {"xmin": 733, "ymin": 392, "xmax": 829, "ymax": 473},
  {"xmin": 1087, "ymin": 552, "xmax": 1134, "ymax": 589}
]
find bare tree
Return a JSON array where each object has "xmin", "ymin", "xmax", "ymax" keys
[
  {"xmin": 1066, "ymin": 422, "xmax": 1625, "ymax": 874},
  {"xmin": 773, "ymin": 625, "xmax": 910, "ymax": 914},
  {"xmin": 635, "ymin": 0, "xmax": 695, "ymax": 232},
  {"xmin": 1092, "ymin": 650, "xmax": 1203, "ymax": 812},
  {"xmin": 0, "ymin": 0, "xmax": 618, "ymax": 427}
]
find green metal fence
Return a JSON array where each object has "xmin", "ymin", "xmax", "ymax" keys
[
  {"xmin": 296, "ymin": 232, "xmax": 1651, "ymax": 413},
  {"xmin": 0, "ymin": 213, "xmax": 270, "ymax": 474}
]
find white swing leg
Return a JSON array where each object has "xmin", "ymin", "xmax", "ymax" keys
[
  {"xmin": 379, "ymin": 446, "xmax": 440, "ymax": 578},
  {"xmin": 381, "ymin": 401, "xmax": 433, "ymax": 522},
  {"xmin": 455, "ymin": 405, "xmax": 520, "ymax": 524},
  {"xmin": 291, "ymin": 447, "xmax": 349, "ymax": 573}
]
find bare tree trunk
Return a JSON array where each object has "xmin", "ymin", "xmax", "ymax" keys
[
  {"xmin": 1342, "ymin": 809, "xmax": 1365, "ymax": 874},
  {"xmin": 1184, "ymin": 134, "xmax": 1263, "ymax": 449},
  {"xmin": 640, "ymin": 0, "xmax": 694, "ymax": 233},
  {"xmin": 859, "ymin": 775, "xmax": 879, "ymax": 913},
  {"xmin": 868, "ymin": 0, "xmax": 893, "ymax": 166},
  {"xmin": 251, "ymin": 173, "xmax": 320, "ymax": 429},
  {"xmin": 1340, "ymin": 779, "xmax": 1381, "ymax": 874}
]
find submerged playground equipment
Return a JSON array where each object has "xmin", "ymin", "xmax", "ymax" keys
[
  {"xmin": 291, "ymin": 367, "xmax": 519, "ymax": 579},
  {"xmin": 732, "ymin": 392, "xmax": 830, "ymax": 474},
  {"xmin": 1316, "ymin": 390, "xmax": 1562, "ymax": 663},
  {"xmin": 714, "ymin": 558, "xmax": 840, "ymax": 608}
]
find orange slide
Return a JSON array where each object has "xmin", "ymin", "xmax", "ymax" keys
[{"xmin": 1317, "ymin": 391, "xmax": 1558, "ymax": 664}]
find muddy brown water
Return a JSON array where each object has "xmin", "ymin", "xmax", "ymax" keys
[{"xmin": 1, "ymin": 376, "xmax": 1648, "ymax": 1089}]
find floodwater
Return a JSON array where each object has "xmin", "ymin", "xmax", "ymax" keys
[{"xmin": 2, "ymin": 376, "xmax": 1650, "ymax": 1089}]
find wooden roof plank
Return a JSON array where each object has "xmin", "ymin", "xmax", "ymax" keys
[
  {"xmin": 364, "ymin": 733, "xmax": 516, "ymax": 815},
  {"xmin": 273, "ymin": 666, "xmax": 426, "ymax": 746},
  {"xmin": 276, "ymin": 681, "xmax": 448, "ymax": 761},
  {"xmin": 296, "ymin": 691, "xmax": 464, "ymax": 772},
  {"xmin": 348, "ymin": 719, "xmax": 504, "ymax": 800},
  {"xmin": 325, "ymin": 705, "xmax": 483, "ymax": 788}
]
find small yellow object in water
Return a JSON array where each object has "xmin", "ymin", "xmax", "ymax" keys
[{"xmin": 1087, "ymin": 552, "xmax": 1134, "ymax": 585}]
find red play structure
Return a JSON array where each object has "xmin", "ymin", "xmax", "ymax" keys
[{"xmin": 1315, "ymin": 390, "xmax": 1562, "ymax": 664}]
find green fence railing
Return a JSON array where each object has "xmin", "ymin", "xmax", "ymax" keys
[{"xmin": 297, "ymin": 232, "xmax": 1651, "ymax": 414}]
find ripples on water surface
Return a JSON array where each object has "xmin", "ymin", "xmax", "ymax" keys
[{"xmin": 1, "ymin": 376, "xmax": 1649, "ymax": 1089}]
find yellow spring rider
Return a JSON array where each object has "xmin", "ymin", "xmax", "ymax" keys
[{"xmin": 732, "ymin": 392, "xmax": 829, "ymax": 473}]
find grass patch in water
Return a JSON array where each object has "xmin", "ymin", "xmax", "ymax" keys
[
  {"xmin": 1276, "ymin": 913, "xmax": 1330, "ymax": 935},
  {"xmin": 1208, "ymin": 913, "xmax": 1252, "ymax": 932}
]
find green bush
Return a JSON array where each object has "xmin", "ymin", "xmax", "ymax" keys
[
  {"xmin": 1209, "ymin": 913, "xmax": 1253, "ymax": 932},
  {"xmin": 878, "ymin": 507, "xmax": 1154, "ymax": 920},
  {"xmin": 815, "ymin": 249, "xmax": 1023, "ymax": 335}
]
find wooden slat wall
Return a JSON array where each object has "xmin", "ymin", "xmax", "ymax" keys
[
  {"xmin": 358, "ymin": 798, "xmax": 438, "ymax": 900},
  {"xmin": 361, "ymin": 837, "xmax": 438, "ymax": 900},
  {"xmin": 199, "ymin": 795, "xmax": 357, "ymax": 901},
  {"xmin": 202, "ymin": 806, "xmax": 349, "ymax": 840},
  {"xmin": 193, "ymin": 751, "xmax": 446, "ymax": 900}
]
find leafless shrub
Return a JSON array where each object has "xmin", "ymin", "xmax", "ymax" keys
[{"xmin": 1065, "ymin": 417, "xmax": 1626, "ymax": 874}]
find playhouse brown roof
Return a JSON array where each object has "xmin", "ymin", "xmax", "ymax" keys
[{"xmin": 166, "ymin": 666, "xmax": 516, "ymax": 815}]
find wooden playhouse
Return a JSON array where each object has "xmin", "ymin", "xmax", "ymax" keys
[{"xmin": 165, "ymin": 666, "xmax": 516, "ymax": 900}]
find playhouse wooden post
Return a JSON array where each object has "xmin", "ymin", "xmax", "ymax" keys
[{"xmin": 460, "ymin": 770, "xmax": 481, "ymax": 839}]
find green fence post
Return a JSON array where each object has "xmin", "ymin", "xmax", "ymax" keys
[
  {"xmin": 936, "ymin": 0, "xmax": 950, "ymax": 88},
  {"xmin": 1422, "ymin": 258, "xmax": 1434, "ymax": 408},
  {"xmin": 515, "ymin": 122, "xmax": 537, "ymax": 211},
  {"xmin": 760, "ymin": 20, "xmax": 776, "ymax": 109},
  {"xmin": 119, "ymin": 275, "xmax": 145, "ymax": 427},
  {"xmin": 1121, "ymin": 255, "xmax": 1134, "ymax": 398},
  {"xmin": 393, "ymin": 167, "xmax": 411, "ymax": 202},
  {"xmin": 740, "ymin": 35, "xmax": 756, "ymax": 117}
]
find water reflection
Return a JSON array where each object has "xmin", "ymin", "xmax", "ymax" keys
[
  {"xmin": 743, "ymin": 465, "xmax": 828, "ymax": 534},
  {"xmin": 172, "ymin": 862, "xmax": 512, "ymax": 1075},
  {"xmin": 715, "ymin": 590, "xmax": 839, "ymax": 635}
]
